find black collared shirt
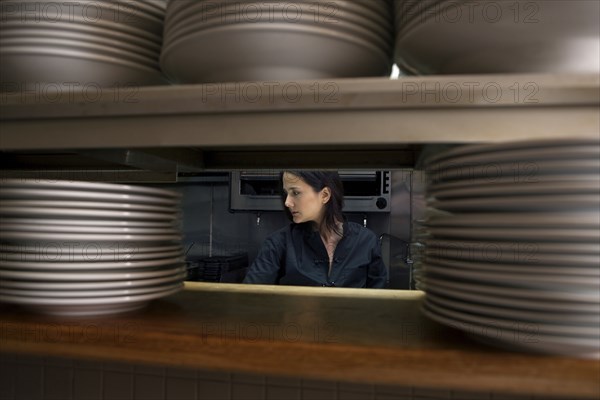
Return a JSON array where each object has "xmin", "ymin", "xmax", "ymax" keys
[{"xmin": 243, "ymin": 221, "xmax": 388, "ymax": 288}]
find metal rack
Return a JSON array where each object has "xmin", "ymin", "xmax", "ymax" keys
[{"xmin": 1, "ymin": 74, "xmax": 598, "ymax": 179}]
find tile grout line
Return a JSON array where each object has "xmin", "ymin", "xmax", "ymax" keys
[
  {"xmin": 70, "ymin": 362, "xmax": 75, "ymax": 400},
  {"xmin": 100, "ymin": 367, "xmax": 105, "ymax": 400},
  {"xmin": 196, "ymin": 370, "xmax": 201, "ymax": 400},
  {"xmin": 10, "ymin": 359, "xmax": 16, "ymax": 400},
  {"xmin": 40, "ymin": 361, "xmax": 45, "ymax": 400},
  {"xmin": 131, "ymin": 366, "xmax": 135, "ymax": 400},
  {"xmin": 163, "ymin": 366, "xmax": 167, "ymax": 400},
  {"xmin": 194, "ymin": 369, "xmax": 199, "ymax": 400}
]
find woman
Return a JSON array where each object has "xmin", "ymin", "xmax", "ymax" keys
[{"xmin": 243, "ymin": 171, "xmax": 388, "ymax": 288}]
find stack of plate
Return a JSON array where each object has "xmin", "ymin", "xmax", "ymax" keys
[
  {"xmin": 161, "ymin": 0, "xmax": 394, "ymax": 83},
  {"xmin": 393, "ymin": 0, "xmax": 600, "ymax": 74},
  {"xmin": 0, "ymin": 180, "xmax": 185, "ymax": 317},
  {"xmin": 420, "ymin": 139, "xmax": 600, "ymax": 358},
  {"xmin": 0, "ymin": 0, "xmax": 167, "ymax": 90}
]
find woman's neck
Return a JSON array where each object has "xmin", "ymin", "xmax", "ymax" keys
[{"xmin": 317, "ymin": 219, "xmax": 343, "ymax": 241}]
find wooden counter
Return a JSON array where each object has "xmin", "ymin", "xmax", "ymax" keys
[{"xmin": 1, "ymin": 283, "xmax": 598, "ymax": 399}]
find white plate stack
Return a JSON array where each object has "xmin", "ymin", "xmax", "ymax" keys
[
  {"xmin": 420, "ymin": 139, "xmax": 600, "ymax": 358},
  {"xmin": 0, "ymin": 180, "xmax": 185, "ymax": 317},
  {"xmin": 393, "ymin": 0, "xmax": 600, "ymax": 74},
  {"xmin": 0, "ymin": 0, "xmax": 168, "ymax": 91},
  {"xmin": 160, "ymin": 0, "xmax": 394, "ymax": 83}
]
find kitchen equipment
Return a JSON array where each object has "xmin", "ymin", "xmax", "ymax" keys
[
  {"xmin": 230, "ymin": 170, "xmax": 391, "ymax": 212},
  {"xmin": 187, "ymin": 254, "xmax": 248, "ymax": 283}
]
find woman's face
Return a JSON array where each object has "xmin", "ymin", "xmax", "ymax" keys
[{"xmin": 282, "ymin": 172, "xmax": 330, "ymax": 225}]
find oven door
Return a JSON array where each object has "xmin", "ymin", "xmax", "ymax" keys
[{"xmin": 229, "ymin": 171, "xmax": 391, "ymax": 212}]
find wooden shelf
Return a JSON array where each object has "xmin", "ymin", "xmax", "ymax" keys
[{"xmin": 1, "ymin": 283, "xmax": 598, "ymax": 399}]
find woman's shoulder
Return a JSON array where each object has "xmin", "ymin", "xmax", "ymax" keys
[
  {"xmin": 345, "ymin": 221, "xmax": 378, "ymax": 242},
  {"xmin": 258, "ymin": 225, "xmax": 290, "ymax": 254},
  {"xmin": 265, "ymin": 223, "xmax": 301, "ymax": 241},
  {"xmin": 265, "ymin": 224, "xmax": 290, "ymax": 240},
  {"xmin": 261, "ymin": 223, "xmax": 309, "ymax": 253}
]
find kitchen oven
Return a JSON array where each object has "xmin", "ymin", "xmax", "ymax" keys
[{"xmin": 229, "ymin": 170, "xmax": 391, "ymax": 213}]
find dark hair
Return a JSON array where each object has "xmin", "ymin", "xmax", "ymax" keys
[{"xmin": 280, "ymin": 170, "xmax": 345, "ymax": 236}]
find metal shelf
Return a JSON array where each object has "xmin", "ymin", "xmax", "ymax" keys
[{"xmin": 1, "ymin": 73, "xmax": 598, "ymax": 174}]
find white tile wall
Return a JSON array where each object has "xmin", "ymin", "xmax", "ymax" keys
[{"xmin": 0, "ymin": 353, "xmax": 576, "ymax": 400}]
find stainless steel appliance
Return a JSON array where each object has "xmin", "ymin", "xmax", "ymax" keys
[{"xmin": 229, "ymin": 170, "xmax": 391, "ymax": 213}]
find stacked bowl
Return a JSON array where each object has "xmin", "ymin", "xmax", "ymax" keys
[
  {"xmin": 161, "ymin": 0, "xmax": 394, "ymax": 83},
  {"xmin": 420, "ymin": 139, "xmax": 600, "ymax": 358},
  {"xmin": 0, "ymin": 180, "xmax": 185, "ymax": 317},
  {"xmin": 393, "ymin": 0, "xmax": 600, "ymax": 74},
  {"xmin": 0, "ymin": 0, "xmax": 167, "ymax": 91}
]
